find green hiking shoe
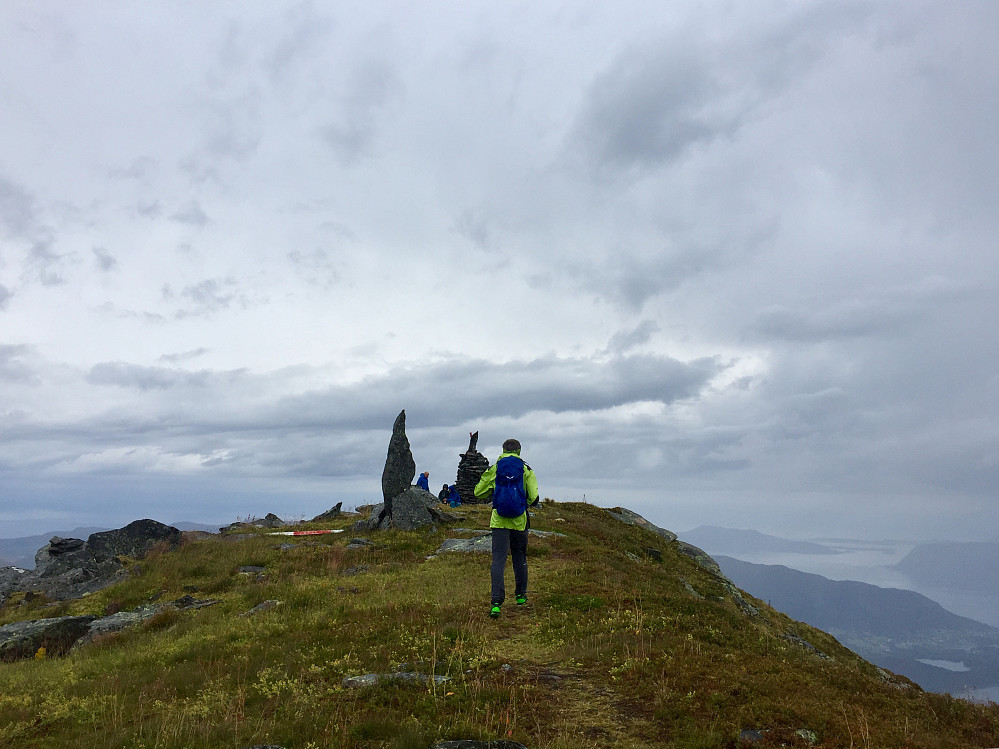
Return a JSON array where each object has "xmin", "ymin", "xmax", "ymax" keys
[
  {"xmin": 516, "ymin": 595, "xmax": 528, "ymax": 606},
  {"xmin": 489, "ymin": 605, "xmax": 501, "ymax": 618}
]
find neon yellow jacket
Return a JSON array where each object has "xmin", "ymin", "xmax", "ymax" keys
[{"xmin": 474, "ymin": 450, "xmax": 539, "ymax": 531}]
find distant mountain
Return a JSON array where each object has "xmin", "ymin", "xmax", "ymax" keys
[
  {"xmin": 716, "ymin": 555, "xmax": 999, "ymax": 695},
  {"xmin": 168, "ymin": 521, "xmax": 222, "ymax": 533},
  {"xmin": 897, "ymin": 542, "xmax": 999, "ymax": 596},
  {"xmin": 680, "ymin": 526, "xmax": 839, "ymax": 556},
  {"xmin": 0, "ymin": 527, "xmax": 109, "ymax": 570}
]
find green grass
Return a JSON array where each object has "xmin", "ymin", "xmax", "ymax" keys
[{"xmin": 2, "ymin": 501, "xmax": 998, "ymax": 747}]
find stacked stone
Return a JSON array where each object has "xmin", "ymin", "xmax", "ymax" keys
[{"xmin": 455, "ymin": 431, "xmax": 490, "ymax": 504}]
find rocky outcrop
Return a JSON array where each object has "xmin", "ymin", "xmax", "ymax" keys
[
  {"xmin": 455, "ymin": 431, "xmax": 489, "ymax": 504},
  {"xmin": 0, "ymin": 519, "xmax": 181, "ymax": 604},
  {"xmin": 605, "ymin": 507, "xmax": 678, "ymax": 543},
  {"xmin": 311, "ymin": 502, "xmax": 342, "ymax": 522},
  {"xmin": 220, "ymin": 513, "xmax": 285, "ymax": 534},
  {"xmin": 0, "ymin": 595, "xmax": 221, "ymax": 662},
  {"xmin": 87, "ymin": 519, "xmax": 181, "ymax": 564}
]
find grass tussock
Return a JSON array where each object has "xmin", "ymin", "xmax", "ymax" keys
[{"xmin": 1, "ymin": 501, "xmax": 998, "ymax": 748}]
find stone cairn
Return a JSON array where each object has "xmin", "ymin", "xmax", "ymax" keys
[{"xmin": 455, "ymin": 431, "xmax": 490, "ymax": 504}]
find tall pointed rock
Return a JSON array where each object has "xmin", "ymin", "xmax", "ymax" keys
[{"xmin": 381, "ymin": 409, "xmax": 416, "ymax": 516}]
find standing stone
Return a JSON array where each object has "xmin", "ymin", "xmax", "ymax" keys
[
  {"xmin": 381, "ymin": 410, "xmax": 416, "ymax": 517},
  {"xmin": 455, "ymin": 431, "xmax": 490, "ymax": 504}
]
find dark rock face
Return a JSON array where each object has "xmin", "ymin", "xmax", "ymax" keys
[
  {"xmin": 381, "ymin": 410, "xmax": 416, "ymax": 512},
  {"xmin": 455, "ymin": 431, "xmax": 489, "ymax": 504},
  {"xmin": 87, "ymin": 519, "xmax": 181, "ymax": 564}
]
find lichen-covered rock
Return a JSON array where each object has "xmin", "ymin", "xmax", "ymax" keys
[{"xmin": 0, "ymin": 615, "xmax": 96, "ymax": 661}]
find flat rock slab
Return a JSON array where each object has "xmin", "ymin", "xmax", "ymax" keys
[
  {"xmin": 342, "ymin": 672, "xmax": 452, "ymax": 688},
  {"xmin": 432, "ymin": 742, "xmax": 529, "ymax": 749},
  {"xmin": 438, "ymin": 530, "xmax": 566, "ymax": 554}
]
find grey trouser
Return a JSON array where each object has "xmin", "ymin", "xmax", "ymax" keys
[{"xmin": 491, "ymin": 522, "xmax": 529, "ymax": 605}]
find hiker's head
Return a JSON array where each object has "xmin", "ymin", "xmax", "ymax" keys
[
  {"xmin": 502, "ymin": 438, "xmax": 521, "ymax": 454},
  {"xmin": 442, "ymin": 483, "xmax": 448, "ymax": 490},
  {"xmin": 422, "ymin": 471, "xmax": 429, "ymax": 478}
]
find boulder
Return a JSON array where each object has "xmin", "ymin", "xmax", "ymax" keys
[
  {"xmin": 355, "ymin": 490, "xmax": 458, "ymax": 532},
  {"xmin": 87, "ymin": 519, "xmax": 181, "ymax": 563},
  {"xmin": 0, "ymin": 615, "xmax": 97, "ymax": 661},
  {"xmin": 381, "ymin": 410, "xmax": 416, "ymax": 514}
]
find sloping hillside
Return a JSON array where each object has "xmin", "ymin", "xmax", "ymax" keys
[
  {"xmin": 715, "ymin": 555, "xmax": 999, "ymax": 696},
  {"xmin": 2, "ymin": 502, "xmax": 998, "ymax": 748}
]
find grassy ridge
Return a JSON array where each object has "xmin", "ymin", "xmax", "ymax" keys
[{"xmin": 1, "ymin": 501, "xmax": 998, "ymax": 748}]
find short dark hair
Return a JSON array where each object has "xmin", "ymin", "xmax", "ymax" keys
[{"xmin": 502, "ymin": 438, "xmax": 521, "ymax": 453}]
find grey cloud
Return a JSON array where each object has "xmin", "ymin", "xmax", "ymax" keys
[
  {"xmin": 87, "ymin": 362, "xmax": 216, "ymax": 391},
  {"xmin": 170, "ymin": 201, "xmax": 210, "ymax": 227},
  {"xmin": 136, "ymin": 201, "xmax": 162, "ymax": 218},
  {"xmin": 288, "ymin": 248, "xmax": 341, "ymax": 287},
  {"xmin": 92, "ymin": 246, "xmax": 118, "ymax": 272},
  {"xmin": 0, "ymin": 177, "xmax": 36, "ymax": 237},
  {"xmin": 569, "ymin": 5, "xmax": 870, "ymax": 179},
  {"xmin": 161, "ymin": 278, "xmax": 241, "ymax": 318},
  {"xmin": 606, "ymin": 320, "xmax": 660, "ymax": 354},
  {"xmin": 26, "ymin": 239, "xmax": 69, "ymax": 286},
  {"xmin": 0, "ymin": 284, "xmax": 11, "ymax": 310},
  {"xmin": 0, "ymin": 344, "xmax": 38, "ymax": 383},
  {"xmin": 269, "ymin": 353, "xmax": 724, "ymax": 432},
  {"xmin": 318, "ymin": 61, "xmax": 402, "ymax": 166},
  {"xmin": 159, "ymin": 348, "xmax": 210, "ymax": 364},
  {"xmin": 266, "ymin": 2, "xmax": 333, "ymax": 80}
]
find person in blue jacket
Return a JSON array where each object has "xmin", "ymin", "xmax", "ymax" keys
[
  {"xmin": 474, "ymin": 438, "xmax": 539, "ymax": 618},
  {"xmin": 416, "ymin": 471, "xmax": 430, "ymax": 491}
]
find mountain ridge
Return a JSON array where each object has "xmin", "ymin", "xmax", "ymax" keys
[{"xmin": 2, "ymin": 503, "xmax": 998, "ymax": 748}]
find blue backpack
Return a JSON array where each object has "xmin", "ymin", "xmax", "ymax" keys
[{"xmin": 493, "ymin": 455, "xmax": 528, "ymax": 518}]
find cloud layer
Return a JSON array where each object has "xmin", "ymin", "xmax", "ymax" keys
[{"xmin": 2, "ymin": 2, "xmax": 997, "ymax": 540}]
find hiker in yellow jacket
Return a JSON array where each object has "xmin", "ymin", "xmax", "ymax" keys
[{"xmin": 474, "ymin": 438, "xmax": 539, "ymax": 618}]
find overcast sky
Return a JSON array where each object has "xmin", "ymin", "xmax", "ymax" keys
[{"xmin": 2, "ymin": 1, "xmax": 997, "ymax": 541}]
